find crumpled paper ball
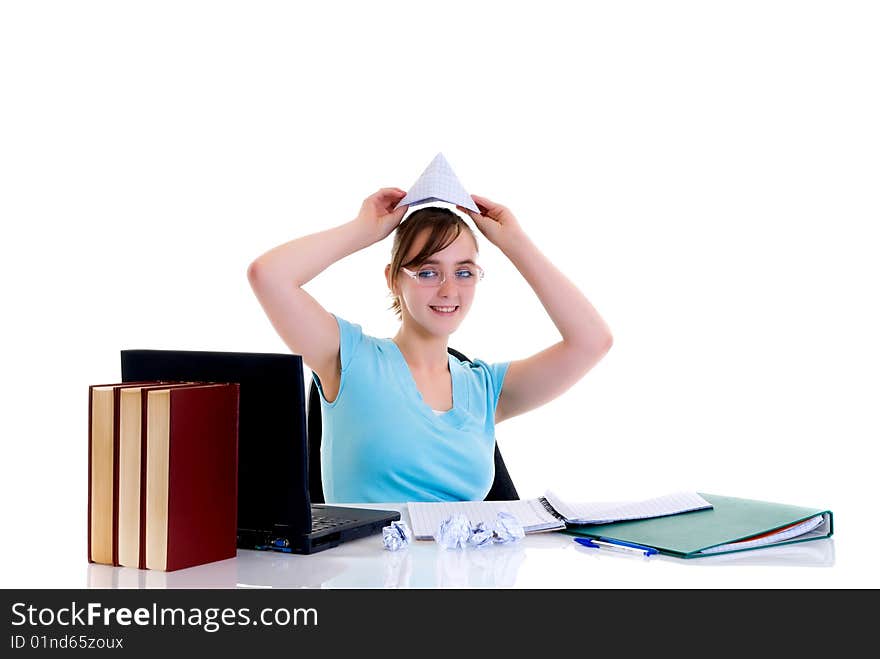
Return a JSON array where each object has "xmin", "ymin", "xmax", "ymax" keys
[
  {"xmin": 436, "ymin": 511, "xmax": 525, "ymax": 549},
  {"xmin": 437, "ymin": 514, "xmax": 472, "ymax": 549},
  {"xmin": 468, "ymin": 521, "xmax": 496, "ymax": 548},
  {"xmin": 492, "ymin": 511, "xmax": 525, "ymax": 544},
  {"xmin": 382, "ymin": 520, "xmax": 413, "ymax": 551}
]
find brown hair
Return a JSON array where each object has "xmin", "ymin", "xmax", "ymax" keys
[{"xmin": 388, "ymin": 206, "xmax": 478, "ymax": 319}]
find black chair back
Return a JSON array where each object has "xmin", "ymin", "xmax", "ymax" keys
[{"xmin": 307, "ymin": 347, "xmax": 519, "ymax": 503}]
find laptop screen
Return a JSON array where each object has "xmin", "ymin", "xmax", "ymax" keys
[{"xmin": 120, "ymin": 349, "xmax": 311, "ymax": 538}]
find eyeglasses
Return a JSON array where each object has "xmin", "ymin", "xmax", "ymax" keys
[{"xmin": 400, "ymin": 264, "xmax": 485, "ymax": 288}]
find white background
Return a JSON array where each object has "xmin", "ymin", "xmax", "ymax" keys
[{"xmin": 1, "ymin": 1, "xmax": 877, "ymax": 588}]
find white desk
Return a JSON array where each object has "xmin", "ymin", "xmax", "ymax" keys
[{"xmin": 83, "ymin": 503, "xmax": 838, "ymax": 589}]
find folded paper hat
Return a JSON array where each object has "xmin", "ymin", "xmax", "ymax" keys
[{"xmin": 394, "ymin": 152, "xmax": 479, "ymax": 213}]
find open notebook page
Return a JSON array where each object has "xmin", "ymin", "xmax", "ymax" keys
[
  {"xmin": 543, "ymin": 490, "xmax": 712, "ymax": 524},
  {"xmin": 407, "ymin": 499, "xmax": 565, "ymax": 540}
]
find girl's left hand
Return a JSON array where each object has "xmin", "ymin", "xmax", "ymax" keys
[{"xmin": 456, "ymin": 193, "xmax": 525, "ymax": 249}]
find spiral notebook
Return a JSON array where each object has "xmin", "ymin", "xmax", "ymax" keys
[{"xmin": 407, "ymin": 491, "xmax": 712, "ymax": 540}]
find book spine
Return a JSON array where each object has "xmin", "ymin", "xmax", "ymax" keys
[
  {"xmin": 231, "ymin": 384, "xmax": 240, "ymax": 553},
  {"xmin": 87, "ymin": 387, "xmax": 93, "ymax": 563},
  {"xmin": 138, "ymin": 390, "xmax": 149, "ymax": 570},
  {"xmin": 112, "ymin": 387, "xmax": 122, "ymax": 566}
]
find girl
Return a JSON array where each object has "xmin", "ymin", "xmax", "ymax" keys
[{"xmin": 247, "ymin": 187, "xmax": 613, "ymax": 503}]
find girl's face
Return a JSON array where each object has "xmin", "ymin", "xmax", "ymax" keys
[{"xmin": 388, "ymin": 229, "xmax": 480, "ymax": 337}]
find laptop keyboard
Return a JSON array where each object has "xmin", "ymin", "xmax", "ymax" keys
[{"xmin": 311, "ymin": 514, "xmax": 356, "ymax": 533}]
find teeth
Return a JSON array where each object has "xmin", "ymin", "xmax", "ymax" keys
[{"xmin": 431, "ymin": 306, "xmax": 457, "ymax": 313}]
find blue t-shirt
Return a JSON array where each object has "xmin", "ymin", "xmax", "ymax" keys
[{"xmin": 311, "ymin": 315, "xmax": 510, "ymax": 503}]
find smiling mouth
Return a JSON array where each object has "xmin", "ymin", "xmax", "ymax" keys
[{"xmin": 429, "ymin": 305, "xmax": 460, "ymax": 315}]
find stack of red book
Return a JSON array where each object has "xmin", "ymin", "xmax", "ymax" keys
[{"xmin": 87, "ymin": 381, "xmax": 239, "ymax": 571}]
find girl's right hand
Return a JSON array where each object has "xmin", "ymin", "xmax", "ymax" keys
[{"xmin": 356, "ymin": 188, "xmax": 409, "ymax": 242}]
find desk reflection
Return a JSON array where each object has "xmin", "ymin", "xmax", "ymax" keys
[
  {"xmin": 668, "ymin": 538, "xmax": 836, "ymax": 567},
  {"xmin": 88, "ymin": 540, "xmax": 531, "ymax": 589},
  {"xmin": 87, "ymin": 551, "xmax": 350, "ymax": 589},
  {"xmin": 435, "ymin": 544, "xmax": 527, "ymax": 588},
  {"xmin": 86, "ymin": 522, "xmax": 835, "ymax": 588},
  {"xmin": 88, "ymin": 559, "xmax": 239, "ymax": 589}
]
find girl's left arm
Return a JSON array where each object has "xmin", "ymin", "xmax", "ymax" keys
[{"xmin": 458, "ymin": 194, "xmax": 614, "ymax": 424}]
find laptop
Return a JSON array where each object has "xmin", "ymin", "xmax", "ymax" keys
[{"xmin": 120, "ymin": 349, "xmax": 400, "ymax": 554}]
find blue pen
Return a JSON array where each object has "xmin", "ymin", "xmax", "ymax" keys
[
  {"xmin": 573, "ymin": 536, "xmax": 657, "ymax": 557},
  {"xmin": 598, "ymin": 537, "xmax": 658, "ymax": 556}
]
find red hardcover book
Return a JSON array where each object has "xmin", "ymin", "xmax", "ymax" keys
[
  {"xmin": 87, "ymin": 381, "xmax": 163, "ymax": 565},
  {"xmin": 144, "ymin": 383, "xmax": 239, "ymax": 571},
  {"xmin": 116, "ymin": 382, "xmax": 201, "ymax": 569}
]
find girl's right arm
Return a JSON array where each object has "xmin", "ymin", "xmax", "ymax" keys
[{"xmin": 247, "ymin": 187, "xmax": 408, "ymax": 400}]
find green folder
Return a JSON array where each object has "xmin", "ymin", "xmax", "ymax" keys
[{"xmin": 565, "ymin": 493, "xmax": 834, "ymax": 558}]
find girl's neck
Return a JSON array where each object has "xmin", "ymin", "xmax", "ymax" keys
[{"xmin": 392, "ymin": 326, "xmax": 449, "ymax": 373}]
